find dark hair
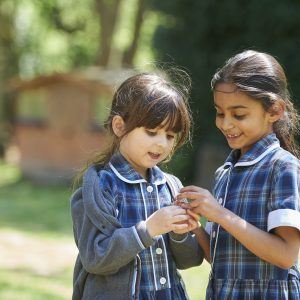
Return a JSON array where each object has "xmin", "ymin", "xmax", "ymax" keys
[
  {"xmin": 73, "ymin": 71, "xmax": 192, "ymax": 187},
  {"xmin": 211, "ymin": 50, "xmax": 300, "ymax": 157}
]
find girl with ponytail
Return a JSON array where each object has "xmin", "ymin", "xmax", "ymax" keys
[{"xmin": 177, "ymin": 50, "xmax": 300, "ymax": 300}]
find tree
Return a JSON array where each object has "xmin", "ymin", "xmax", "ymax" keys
[
  {"xmin": 151, "ymin": 0, "xmax": 300, "ymax": 181},
  {"xmin": 0, "ymin": 0, "xmax": 19, "ymax": 156},
  {"xmin": 95, "ymin": 0, "xmax": 122, "ymax": 66},
  {"xmin": 95, "ymin": 0, "xmax": 149, "ymax": 68},
  {"xmin": 0, "ymin": 0, "xmax": 155, "ymax": 156},
  {"xmin": 122, "ymin": 0, "xmax": 147, "ymax": 67}
]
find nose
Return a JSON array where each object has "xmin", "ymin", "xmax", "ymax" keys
[{"xmin": 220, "ymin": 117, "xmax": 234, "ymax": 131}]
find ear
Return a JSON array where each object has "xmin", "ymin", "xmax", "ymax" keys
[
  {"xmin": 112, "ymin": 115, "xmax": 126, "ymax": 137},
  {"xmin": 268, "ymin": 100, "xmax": 286, "ymax": 123}
]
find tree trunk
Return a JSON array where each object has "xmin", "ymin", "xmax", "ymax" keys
[
  {"xmin": 95, "ymin": 0, "xmax": 122, "ymax": 67},
  {"xmin": 122, "ymin": 0, "xmax": 146, "ymax": 67},
  {"xmin": 0, "ymin": 1, "xmax": 19, "ymax": 157}
]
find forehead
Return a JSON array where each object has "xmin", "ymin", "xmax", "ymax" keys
[{"xmin": 214, "ymin": 83, "xmax": 263, "ymax": 111}]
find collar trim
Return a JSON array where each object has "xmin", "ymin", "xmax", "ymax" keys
[
  {"xmin": 217, "ymin": 162, "xmax": 232, "ymax": 170},
  {"xmin": 235, "ymin": 143, "xmax": 279, "ymax": 167},
  {"xmin": 219, "ymin": 142, "xmax": 280, "ymax": 170},
  {"xmin": 109, "ymin": 162, "xmax": 147, "ymax": 184}
]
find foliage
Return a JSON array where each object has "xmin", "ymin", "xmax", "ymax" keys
[
  {"xmin": 151, "ymin": 0, "xmax": 300, "ymax": 181},
  {"xmin": 0, "ymin": 0, "xmax": 160, "ymax": 158},
  {"xmin": 14, "ymin": 0, "xmax": 99, "ymax": 76},
  {"xmin": 0, "ymin": 0, "xmax": 157, "ymax": 78}
]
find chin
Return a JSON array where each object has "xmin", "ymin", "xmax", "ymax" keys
[
  {"xmin": 227, "ymin": 142, "xmax": 240, "ymax": 150},
  {"xmin": 144, "ymin": 162, "xmax": 157, "ymax": 169}
]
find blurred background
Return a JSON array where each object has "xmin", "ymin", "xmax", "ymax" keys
[{"xmin": 1, "ymin": 0, "xmax": 300, "ymax": 299}]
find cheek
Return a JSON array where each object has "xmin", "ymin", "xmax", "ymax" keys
[{"xmin": 166, "ymin": 139, "xmax": 175, "ymax": 151}]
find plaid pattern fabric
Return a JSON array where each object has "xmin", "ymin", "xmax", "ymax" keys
[
  {"xmin": 207, "ymin": 133, "xmax": 300, "ymax": 299},
  {"xmin": 105, "ymin": 152, "xmax": 186, "ymax": 298}
]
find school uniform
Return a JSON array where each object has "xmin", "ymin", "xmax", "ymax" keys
[
  {"xmin": 71, "ymin": 152, "xmax": 203, "ymax": 300},
  {"xmin": 206, "ymin": 133, "xmax": 300, "ymax": 300}
]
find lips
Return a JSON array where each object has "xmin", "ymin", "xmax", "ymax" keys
[
  {"xmin": 226, "ymin": 133, "xmax": 242, "ymax": 139},
  {"xmin": 148, "ymin": 152, "xmax": 161, "ymax": 160}
]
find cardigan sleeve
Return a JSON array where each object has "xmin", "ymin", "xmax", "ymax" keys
[
  {"xmin": 168, "ymin": 231, "xmax": 204, "ymax": 269},
  {"xmin": 71, "ymin": 170, "xmax": 154, "ymax": 276}
]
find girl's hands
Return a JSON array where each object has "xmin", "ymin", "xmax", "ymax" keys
[
  {"xmin": 186, "ymin": 209, "xmax": 201, "ymax": 233},
  {"xmin": 172, "ymin": 209, "xmax": 199, "ymax": 234},
  {"xmin": 145, "ymin": 206, "xmax": 190, "ymax": 238},
  {"xmin": 176, "ymin": 185, "xmax": 224, "ymax": 222}
]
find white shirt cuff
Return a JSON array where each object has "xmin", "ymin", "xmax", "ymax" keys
[
  {"xmin": 205, "ymin": 221, "xmax": 213, "ymax": 235},
  {"xmin": 169, "ymin": 233, "xmax": 189, "ymax": 243},
  {"xmin": 268, "ymin": 209, "xmax": 300, "ymax": 232}
]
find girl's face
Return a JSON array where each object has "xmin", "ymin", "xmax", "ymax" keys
[
  {"xmin": 214, "ymin": 83, "xmax": 275, "ymax": 156},
  {"xmin": 118, "ymin": 120, "xmax": 176, "ymax": 178}
]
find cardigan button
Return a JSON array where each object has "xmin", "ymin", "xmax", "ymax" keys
[
  {"xmin": 146, "ymin": 186, "xmax": 153, "ymax": 193},
  {"xmin": 160, "ymin": 277, "xmax": 166, "ymax": 284},
  {"xmin": 218, "ymin": 197, "xmax": 223, "ymax": 204}
]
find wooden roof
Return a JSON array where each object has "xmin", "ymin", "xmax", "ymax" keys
[{"xmin": 8, "ymin": 67, "xmax": 136, "ymax": 93}]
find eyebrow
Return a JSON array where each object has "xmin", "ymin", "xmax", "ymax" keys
[{"xmin": 214, "ymin": 104, "xmax": 248, "ymax": 109}]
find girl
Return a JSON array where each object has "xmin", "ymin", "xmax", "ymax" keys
[
  {"xmin": 177, "ymin": 50, "xmax": 300, "ymax": 299},
  {"xmin": 71, "ymin": 72, "xmax": 204, "ymax": 300}
]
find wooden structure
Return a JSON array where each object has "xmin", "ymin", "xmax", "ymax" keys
[{"xmin": 10, "ymin": 68, "xmax": 134, "ymax": 184}]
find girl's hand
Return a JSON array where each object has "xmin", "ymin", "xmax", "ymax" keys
[
  {"xmin": 176, "ymin": 185, "xmax": 224, "ymax": 222},
  {"xmin": 172, "ymin": 200, "xmax": 200, "ymax": 234},
  {"xmin": 186, "ymin": 209, "xmax": 201, "ymax": 233},
  {"xmin": 172, "ymin": 209, "xmax": 199, "ymax": 234},
  {"xmin": 145, "ymin": 206, "xmax": 189, "ymax": 238}
]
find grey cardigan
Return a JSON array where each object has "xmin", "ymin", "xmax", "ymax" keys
[{"xmin": 71, "ymin": 165, "xmax": 203, "ymax": 300}]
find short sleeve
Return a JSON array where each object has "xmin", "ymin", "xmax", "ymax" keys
[{"xmin": 268, "ymin": 159, "xmax": 300, "ymax": 232}]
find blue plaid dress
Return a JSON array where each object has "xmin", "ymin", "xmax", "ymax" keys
[
  {"xmin": 206, "ymin": 133, "xmax": 300, "ymax": 299},
  {"xmin": 105, "ymin": 152, "xmax": 188, "ymax": 300}
]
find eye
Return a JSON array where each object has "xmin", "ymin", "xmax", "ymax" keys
[
  {"xmin": 234, "ymin": 114, "xmax": 246, "ymax": 120},
  {"xmin": 167, "ymin": 133, "xmax": 176, "ymax": 140},
  {"xmin": 216, "ymin": 112, "xmax": 224, "ymax": 118},
  {"xmin": 145, "ymin": 129, "xmax": 157, "ymax": 136}
]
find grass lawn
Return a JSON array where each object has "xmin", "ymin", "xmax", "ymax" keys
[{"xmin": 0, "ymin": 161, "xmax": 210, "ymax": 299}]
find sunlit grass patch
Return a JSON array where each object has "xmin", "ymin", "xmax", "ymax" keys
[
  {"xmin": 180, "ymin": 262, "xmax": 210, "ymax": 300},
  {"xmin": 0, "ymin": 161, "xmax": 21, "ymax": 187},
  {"xmin": 0, "ymin": 180, "xmax": 72, "ymax": 237},
  {"xmin": 0, "ymin": 268, "xmax": 73, "ymax": 300}
]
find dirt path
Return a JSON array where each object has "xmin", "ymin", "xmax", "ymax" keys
[{"xmin": 0, "ymin": 230, "xmax": 77, "ymax": 276}]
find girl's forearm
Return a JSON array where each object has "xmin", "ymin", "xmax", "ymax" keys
[
  {"xmin": 215, "ymin": 207, "xmax": 298, "ymax": 269},
  {"xmin": 193, "ymin": 227, "xmax": 211, "ymax": 262}
]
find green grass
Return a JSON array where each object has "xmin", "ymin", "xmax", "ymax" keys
[
  {"xmin": 180, "ymin": 264, "xmax": 210, "ymax": 299},
  {"xmin": 0, "ymin": 163, "xmax": 72, "ymax": 237},
  {"xmin": 0, "ymin": 181, "xmax": 72, "ymax": 237},
  {"xmin": 0, "ymin": 161, "xmax": 210, "ymax": 299},
  {"xmin": 0, "ymin": 268, "xmax": 73, "ymax": 300}
]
